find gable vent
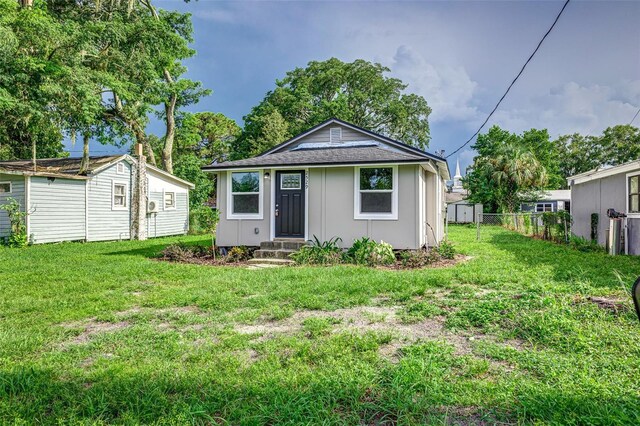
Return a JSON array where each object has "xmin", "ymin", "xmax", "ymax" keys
[{"xmin": 330, "ymin": 127, "xmax": 342, "ymax": 143}]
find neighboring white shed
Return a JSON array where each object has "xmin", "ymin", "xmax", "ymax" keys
[
  {"xmin": 0, "ymin": 155, "xmax": 194, "ymax": 244},
  {"xmin": 445, "ymin": 192, "xmax": 482, "ymax": 224}
]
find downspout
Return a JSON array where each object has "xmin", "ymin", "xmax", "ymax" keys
[{"xmin": 25, "ymin": 175, "xmax": 30, "ymax": 239}]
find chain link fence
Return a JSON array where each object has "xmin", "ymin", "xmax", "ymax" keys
[{"xmin": 475, "ymin": 211, "xmax": 572, "ymax": 242}]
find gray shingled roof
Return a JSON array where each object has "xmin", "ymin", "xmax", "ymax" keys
[
  {"xmin": 0, "ymin": 155, "xmax": 124, "ymax": 178},
  {"xmin": 202, "ymin": 146, "xmax": 430, "ymax": 170}
]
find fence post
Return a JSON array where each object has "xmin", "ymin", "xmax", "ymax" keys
[{"xmin": 476, "ymin": 211, "xmax": 481, "ymax": 241}]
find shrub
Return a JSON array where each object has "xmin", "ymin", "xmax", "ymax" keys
[
  {"xmin": 345, "ymin": 237, "xmax": 394, "ymax": 266},
  {"xmin": 0, "ymin": 198, "xmax": 29, "ymax": 248},
  {"xmin": 436, "ymin": 240, "xmax": 456, "ymax": 259},
  {"xmin": 569, "ymin": 236, "xmax": 605, "ymax": 253},
  {"xmin": 290, "ymin": 236, "xmax": 342, "ymax": 265},
  {"xmin": 161, "ymin": 242, "xmax": 197, "ymax": 261},
  {"xmin": 398, "ymin": 249, "xmax": 439, "ymax": 268},
  {"xmin": 226, "ymin": 246, "xmax": 252, "ymax": 263}
]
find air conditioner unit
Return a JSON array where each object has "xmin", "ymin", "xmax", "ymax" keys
[{"xmin": 147, "ymin": 200, "xmax": 159, "ymax": 213}]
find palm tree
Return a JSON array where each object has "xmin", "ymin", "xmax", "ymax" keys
[{"xmin": 489, "ymin": 143, "xmax": 548, "ymax": 213}]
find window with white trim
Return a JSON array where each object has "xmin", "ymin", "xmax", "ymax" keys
[
  {"xmin": 230, "ymin": 171, "xmax": 261, "ymax": 216},
  {"xmin": 164, "ymin": 192, "xmax": 176, "ymax": 209},
  {"xmin": 0, "ymin": 182, "xmax": 11, "ymax": 194},
  {"xmin": 629, "ymin": 175, "xmax": 640, "ymax": 213},
  {"xmin": 536, "ymin": 203, "xmax": 553, "ymax": 212},
  {"xmin": 355, "ymin": 166, "xmax": 397, "ymax": 219},
  {"xmin": 116, "ymin": 162, "xmax": 125, "ymax": 174},
  {"xmin": 330, "ymin": 127, "xmax": 342, "ymax": 143},
  {"xmin": 113, "ymin": 183, "xmax": 127, "ymax": 209}
]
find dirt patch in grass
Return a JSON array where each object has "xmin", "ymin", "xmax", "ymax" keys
[
  {"xmin": 585, "ymin": 296, "xmax": 631, "ymax": 314},
  {"xmin": 61, "ymin": 319, "xmax": 130, "ymax": 345},
  {"xmin": 234, "ymin": 306, "xmax": 510, "ymax": 367}
]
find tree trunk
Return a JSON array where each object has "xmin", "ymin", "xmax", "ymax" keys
[
  {"xmin": 161, "ymin": 69, "xmax": 177, "ymax": 174},
  {"xmin": 131, "ymin": 121, "xmax": 156, "ymax": 166},
  {"xmin": 79, "ymin": 134, "xmax": 90, "ymax": 174},
  {"xmin": 19, "ymin": 0, "xmax": 33, "ymax": 7}
]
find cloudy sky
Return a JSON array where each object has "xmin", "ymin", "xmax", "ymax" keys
[{"xmin": 70, "ymin": 0, "xmax": 640, "ymax": 174}]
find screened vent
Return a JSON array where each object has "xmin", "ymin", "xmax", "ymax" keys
[{"xmin": 329, "ymin": 127, "xmax": 342, "ymax": 143}]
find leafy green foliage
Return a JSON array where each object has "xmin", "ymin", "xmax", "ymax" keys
[
  {"xmin": 226, "ymin": 246, "xmax": 252, "ymax": 263},
  {"xmin": 435, "ymin": 240, "xmax": 456, "ymax": 260},
  {"xmin": 397, "ymin": 249, "xmax": 439, "ymax": 268},
  {"xmin": 557, "ymin": 125, "xmax": 640, "ymax": 179},
  {"xmin": 0, "ymin": 197, "xmax": 29, "ymax": 247},
  {"xmin": 344, "ymin": 237, "xmax": 395, "ymax": 266},
  {"xmin": 569, "ymin": 236, "xmax": 605, "ymax": 253},
  {"xmin": 289, "ymin": 236, "xmax": 342, "ymax": 265},
  {"xmin": 541, "ymin": 210, "xmax": 572, "ymax": 243},
  {"xmin": 234, "ymin": 58, "xmax": 432, "ymax": 159},
  {"xmin": 465, "ymin": 126, "xmax": 550, "ymax": 213}
]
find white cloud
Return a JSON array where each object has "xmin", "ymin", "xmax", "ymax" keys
[
  {"xmin": 389, "ymin": 46, "xmax": 480, "ymax": 123},
  {"xmin": 488, "ymin": 80, "xmax": 640, "ymax": 137}
]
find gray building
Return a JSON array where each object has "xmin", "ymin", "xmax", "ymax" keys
[
  {"xmin": 521, "ymin": 190, "xmax": 571, "ymax": 213},
  {"xmin": 0, "ymin": 155, "xmax": 194, "ymax": 244},
  {"xmin": 203, "ymin": 118, "xmax": 450, "ymax": 249},
  {"xmin": 568, "ymin": 160, "xmax": 640, "ymax": 254}
]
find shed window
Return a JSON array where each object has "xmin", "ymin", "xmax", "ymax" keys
[
  {"xmin": 630, "ymin": 176, "xmax": 640, "ymax": 213},
  {"xmin": 164, "ymin": 192, "xmax": 175, "ymax": 209},
  {"xmin": 355, "ymin": 166, "xmax": 397, "ymax": 219},
  {"xmin": 536, "ymin": 203, "xmax": 553, "ymax": 212},
  {"xmin": 231, "ymin": 171, "xmax": 261, "ymax": 215},
  {"xmin": 113, "ymin": 183, "xmax": 127, "ymax": 209},
  {"xmin": 116, "ymin": 163, "xmax": 125, "ymax": 174},
  {"xmin": 0, "ymin": 182, "xmax": 11, "ymax": 194}
]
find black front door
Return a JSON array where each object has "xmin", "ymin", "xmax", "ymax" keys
[{"xmin": 275, "ymin": 171, "xmax": 305, "ymax": 238}]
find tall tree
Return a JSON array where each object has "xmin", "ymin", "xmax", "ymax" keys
[
  {"xmin": 465, "ymin": 126, "xmax": 551, "ymax": 212},
  {"xmin": 234, "ymin": 58, "xmax": 432, "ymax": 159}
]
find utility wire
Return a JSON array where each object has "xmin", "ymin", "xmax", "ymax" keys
[
  {"xmin": 446, "ymin": 0, "xmax": 571, "ymax": 159},
  {"xmin": 630, "ymin": 107, "xmax": 640, "ymax": 126}
]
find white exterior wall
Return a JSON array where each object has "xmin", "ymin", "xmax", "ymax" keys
[
  {"xmin": 146, "ymin": 169, "xmax": 189, "ymax": 238},
  {"xmin": 0, "ymin": 174, "xmax": 26, "ymax": 239},
  {"xmin": 29, "ymin": 177, "xmax": 86, "ymax": 243},
  {"xmin": 87, "ymin": 161, "xmax": 132, "ymax": 241}
]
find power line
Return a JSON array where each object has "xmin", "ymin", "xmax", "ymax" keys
[
  {"xmin": 446, "ymin": 0, "xmax": 571, "ymax": 159},
  {"xmin": 630, "ymin": 107, "xmax": 640, "ymax": 126}
]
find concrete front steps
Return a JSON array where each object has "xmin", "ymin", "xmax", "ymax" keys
[{"xmin": 248, "ymin": 239, "xmax": 308, "ymax": 266}]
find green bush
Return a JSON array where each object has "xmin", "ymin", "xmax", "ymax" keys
[
  {"xmin": 290, "ymin": 236, "xmax": 342, "ymax": 265},
  {"xmin": 345, "ymin": 237, "xmax": 394, "ymax": 266},
  {"xmin": 569, "ymin": 236, "xmax": 605, "ymax": 253},
  {"xmin": 0, "ymin": 198, "xmax": 29, "ymax": 248},
  {"xmin": 398, "ymin": 250, "xmax": 439, "ymax": 268},
  {"xmin": 226, "ymin": 246, "xmax": 252, "ymax": 263},
  {"xmin": 436, "ymin": 240, "xmax": 456, "ymax": 260}
]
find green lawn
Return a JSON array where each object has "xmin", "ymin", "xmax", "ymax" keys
[{"xmin": 1, "ymin": 226, "xmax": 640, "ymax": 425}]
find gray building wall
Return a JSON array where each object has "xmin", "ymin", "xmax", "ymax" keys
[
  {"xmin": 216, "ymin": 165, "xmax": 425, "ymax": 249},
  {"xmin": 571, "ymin": 173, "xmax": 627, "ymax": 246},
  {"xmin": 147, "ymin": 191, "xmax": 189, "ymax": 238},
  {"xmin": 29, "ymin": 177, "xmax": 86, "ymax": 243},
  {"xmin": 87, "ymin": 161, "xmax": 132, "ymax": 241},
  {"xmin": 0, "ymin": 174, "xmax": 26, "ymax": 239},
  {"xmin": 216, "ymin": 171, "xmax": 272, "ymax": 247}
]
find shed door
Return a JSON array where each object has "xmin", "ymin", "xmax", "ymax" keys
[{"xmin": 275, "ymin": 171, "xmax": 305, "ymax": 238}]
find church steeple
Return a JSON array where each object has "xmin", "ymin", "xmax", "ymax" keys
[{"xmin": 452, "ymin": 158, "xmax": 464, "ymax": 192}]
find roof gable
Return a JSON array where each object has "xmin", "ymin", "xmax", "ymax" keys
[{"xmin": 261, "ymin": 118, "xmax": 444, "ymax": 161}]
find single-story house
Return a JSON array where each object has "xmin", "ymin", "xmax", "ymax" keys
[
  {"xmin": 568, "ymin": 160, "xmax": 640, "ymax": 254},
  {"xmin": 202, "ymin": 118, "xmax": 450, "ymax": 249},
  {"xmin": 0, "ymin": 155, "xmax": 194, "ymax": 244},
  {"xmin": 521, "ymin": 190, "xmax": 571, "ymax": 213}
]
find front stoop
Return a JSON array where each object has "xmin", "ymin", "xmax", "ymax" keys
[{"xmin": 249, "ymin": 239, "xmax": 308, "ymax": 266}]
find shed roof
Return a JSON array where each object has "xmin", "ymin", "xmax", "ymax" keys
[
  {"xmin": 203, "ymin": 145, "xmax": 433, "ymax": 171},
  {"xmin": 0, "ymin": 155, "xmax": 125, "ymax": 179}
]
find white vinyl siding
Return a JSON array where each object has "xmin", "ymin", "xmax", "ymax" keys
[
  {"xmin": 29, "ymin": 177, "xmax": 86, "ymax": 243},
  {"xmin": 88, "ymin": 162, "xmax": 132, "ymax": 241},
  {"xmin": 147, "ymin": 192, "xmax": 189, "ymax": 237}
]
